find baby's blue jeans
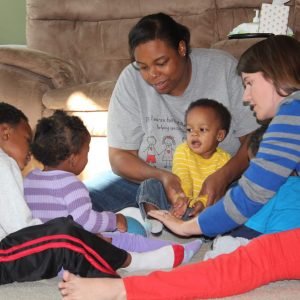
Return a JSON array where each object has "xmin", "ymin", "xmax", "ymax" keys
[{"xmin": 137, "ymin": 178, "xmax": 192, "ymax": 220}]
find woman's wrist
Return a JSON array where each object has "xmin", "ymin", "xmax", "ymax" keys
[
  {"xmin": 154, "ymin": 168, "xmax": 172, "ymax": 182},
  {"xmin": 182, "ymin": 217, "xmax": 202, "ymax": 236}
]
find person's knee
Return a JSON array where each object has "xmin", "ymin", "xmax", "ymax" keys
[
  {"xmin": 48, "ymin": 216, "xmax": 84, "ymax": 236},
  {"xmin": 147, "ymin": 178, "xmax": 163, "ymax": 187},
  {"xmin": 140, "ymin": 178, "xmax": 163, "ymax": 194},
  {"xmin": 137, "ymin": 179, "xmax": 168, "ymax": 214},
  {"xmin": 138, "ymin": 179, "xmax": 159, "ymax": 203}
]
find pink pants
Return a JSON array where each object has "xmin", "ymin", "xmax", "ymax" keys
[{"xmin": 124, "ymin": 228, "xmax": 300, "ymax": 299}]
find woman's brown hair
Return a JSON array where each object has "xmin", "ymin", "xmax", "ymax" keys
[{"xmin": 237, "ymin": 35, "xmax": 300, "ymax": 96}]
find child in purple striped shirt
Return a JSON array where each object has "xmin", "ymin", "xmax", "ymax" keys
[{"xmin": 24, "ymin": 110, "xmax": 202, "ymax": 255}]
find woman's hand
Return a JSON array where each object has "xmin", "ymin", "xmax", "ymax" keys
[
  {"xmin": 199, "ymin": 133, "xmax": 252, "ymax": 207},
  {"xmin": 148, "ymin": 210, "xmax": 201, "ymax": 236},
  {"xmin": 198, "ymin": 168, "xmax": 229, "ymax": 207},
  {"xmin": 160, "ymin": 171, "xmax": 185, "ymax": 204}
]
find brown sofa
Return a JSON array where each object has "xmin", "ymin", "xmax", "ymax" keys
[{"xmin": 1, "ymin": 0, "xmax": 299, "ymax": 179}]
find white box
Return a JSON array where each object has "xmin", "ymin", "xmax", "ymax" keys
[{"xmin": 258, "ymin": 3, "xmax": 289, "ymax": 35}]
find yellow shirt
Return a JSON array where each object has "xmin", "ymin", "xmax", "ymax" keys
[{"xmin": 172, "ymin": 143, "xmax": 231, "ymax": 207}]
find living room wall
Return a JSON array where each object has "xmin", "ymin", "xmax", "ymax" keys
[{"xmin": 0, "ymin": 0, "xmax": 26, "ymax": 44}]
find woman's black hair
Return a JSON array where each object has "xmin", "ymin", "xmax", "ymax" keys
[
  {"xmin": 185, "ymin": 99, "xmax": 231, "ymax": 136},
  {"xmin": 31, "ymin": 110, "xmax": 90, "ymax": 167},
  {"xmin": 128, "ymin": 12, "xmax": 191, "ymax": 62}
]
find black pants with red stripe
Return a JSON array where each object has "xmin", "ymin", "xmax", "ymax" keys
[{"xmin": 0, "ymin": 217, "xmax": 128, "ymax": 284}]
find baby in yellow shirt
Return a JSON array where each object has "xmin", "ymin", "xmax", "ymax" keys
[
  {"xmin": 137, "ymin": 99, "xmax": 231, "ymax": 234},
  {"xmin": 172, "ymin": 98, "xmax": 231, "ymax": 218}
]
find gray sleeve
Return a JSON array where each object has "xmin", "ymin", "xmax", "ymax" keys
[
  {"xmin": 226, "ymin": 58, "xmax": 260, "ymax": 138},
  {"xmin": 107, "ymin": 66, "xmax": 144, "ymax": 150}
]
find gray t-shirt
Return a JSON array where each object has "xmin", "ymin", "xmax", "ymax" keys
[{"xmin": 108, "ymin": 48, "xmax": 259, "ymax": 170}]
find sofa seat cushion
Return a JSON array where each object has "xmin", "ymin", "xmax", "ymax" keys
[
  {"xmin": 42, "ymin": 80, "xmax": 116, "ymax": 111},
  {"xmin": 42, "ymin": 80, "xmax": 116, "ymax": 137}
]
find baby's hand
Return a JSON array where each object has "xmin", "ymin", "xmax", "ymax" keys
[
  {"xmin": 116, "ymin": 213, "xmax": 127, "ymax": 232},
  {"xmin": 170, "ymin": 196, "xmax": 188, "ymax": 219},
  {"xmin": 188, "ymin": 201, "xmax": 205, "ymax": 217}
]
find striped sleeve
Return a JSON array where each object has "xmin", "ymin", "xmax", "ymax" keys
[
  {"xmin": 198, "ymin": 97, "xmax": 300, "ymax": 237},
  {"xmin": 24, "ymin": 170, "xmax": 117, "ymax": 233},
  {"xmin": 63, "ymin": 179, "xmax": 117, "ymax": 233}
]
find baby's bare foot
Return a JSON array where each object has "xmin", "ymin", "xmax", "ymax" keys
[{"xmin": 58, "ymin": 271, "xmax": 126, "ymax": 300}]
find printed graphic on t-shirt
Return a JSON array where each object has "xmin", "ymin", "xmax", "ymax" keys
[
  {"xmin": 141, "ymin": 115, "xmax": 186, "ymax": 169},
  {"xmin": 143, "ymin": 136, "xmax": 159, "ymax": 166},
  {"xmin": 160, "ymin": 135, "xmax": 176, "ymax": 168},
  {"xmin": 145, "ymin": 115, "xmax": 185, "ymax": 132}
]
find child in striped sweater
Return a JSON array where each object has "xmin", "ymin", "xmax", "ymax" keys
[
  {"xmin": 138, "ymin": 99, "xmax": 231, "ymax": 233},
  {"xmin": 24, "ymin": 110, "xmax": 202, "ymax": 256}
]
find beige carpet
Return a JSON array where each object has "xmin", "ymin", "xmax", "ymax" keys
[{"xmin": 1, "ymin": 231, "xmax": 299, "ymax": 300}]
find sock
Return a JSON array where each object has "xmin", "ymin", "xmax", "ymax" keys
[
  {"xmin": 120, "ymin": 240, "xmax": 202, "ymax": 272},
  {"xmin": 182, "ymin": 239, "xmax": 203, "ymax": 264},
  {"xmin": 146, "ymin": 218, "xmax": 163, "ymax": 234},
  {"xmin": 106, "ymin": 231, "xmax": 172, "ymax": 252},
  {"xmin": 121, "ymin": 245, "xmax": 182, "ymax": 272},
  {"xmin": 204, "ymin": 235, "xmax": 249, "ymax": 261}
]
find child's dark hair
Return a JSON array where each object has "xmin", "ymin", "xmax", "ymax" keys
[
  {"xmin": 129, "ymin": 12, "xmax": 191, "ymax": 62},
  {"xmin": 185, "ymin": 99, "xmax": 231, "ymax": 136},
  {"xmin": 248, "ymin": 124, "xmax": 269, "ymax": 157},
  {"xmin": 31, "ymin": 110, "xmax": 90, "ymax": 167},
  {"xmin": 0, "ymin": 102, "xmax": 28, "ymax": 126}
]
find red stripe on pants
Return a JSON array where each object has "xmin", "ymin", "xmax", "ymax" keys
[{"xmin": 0, "ymin": 234, "xmax": 115, "ymax": 274}]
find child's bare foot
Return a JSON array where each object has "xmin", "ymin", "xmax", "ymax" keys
[{"xmin": 58, "ymin": 271, "xmax": 126, "ymax": 300}]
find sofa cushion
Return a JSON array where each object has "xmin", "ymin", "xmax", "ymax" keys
[
  {"xmin": 42, "ymin": 80, "xmax": 116, "ymax": 137},
  {"xmin": 42, "ymin": 80, "xmax": 116, "ymax": 111}
]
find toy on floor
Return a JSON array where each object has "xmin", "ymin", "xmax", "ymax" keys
[{"xmin": 125, "ymin": 216, "xmax": 147, "ymax": 237}]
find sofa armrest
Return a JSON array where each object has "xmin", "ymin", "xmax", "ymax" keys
[
  {"xmin": 0, "ymin": 45, "xmax": 87, "ymax": 88},
  {"xmin": 42, "ymin": 80, "xmax": 116, "ymax": 111}
]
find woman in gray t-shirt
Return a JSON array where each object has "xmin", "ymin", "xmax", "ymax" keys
[{"xmin": 85, "ymin": 12, "xmax": 258, "ymax": 214}]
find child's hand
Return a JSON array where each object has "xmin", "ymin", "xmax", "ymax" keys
[
  {"xmin": 170, "ymin": 196, "xmax": 189, "ymax": 219},
  {"xmin": 188, "ymin": 201, "xmax": 205, "ymax": 217},
  {"xmin": 116, "ymin": 213, "xmax": 128, "ymax": 232}
]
